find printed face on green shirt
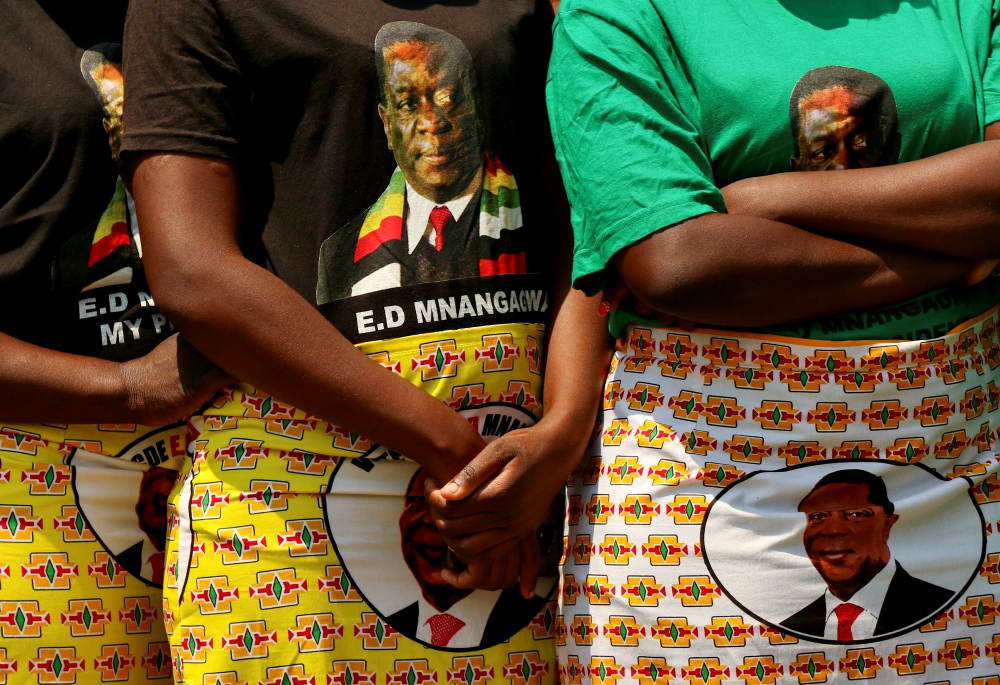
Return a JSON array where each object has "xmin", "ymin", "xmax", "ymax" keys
[
  {"xmin": 790, "ymin": 66, "xmax": 900, "ymax": 171},
  {"xmin": 378, "ymin": 37, "xmax": 483, "ymax": 203}
]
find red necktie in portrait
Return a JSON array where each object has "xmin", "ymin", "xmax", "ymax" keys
[
  {"xmin": 428, "ymin": 613, "xmax": 466, "ymax": 646},
  {"xmin": 429, "ymin": 205, "xmax": 454, "ymax": 252},
  {"xmin": 835, "ymin": 602, "xmax": 864, "ymax": 641}
]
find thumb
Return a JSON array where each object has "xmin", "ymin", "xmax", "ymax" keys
[{"xmin": 439, "ymin": 440, "xmax": 512, "ymax": 501}]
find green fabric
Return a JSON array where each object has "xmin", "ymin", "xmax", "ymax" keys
[
  {"xmin": 548, "ymin": 0, "xmax": 1000, "ymax": 338},
  {"xmin": 609, "ymin": 279, "xmax": 1000, "ymax": 342}
]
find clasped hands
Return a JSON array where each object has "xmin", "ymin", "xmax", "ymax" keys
[{"xmin": 424, "ymin": 420, "xmax": 573, "ymax": 598}]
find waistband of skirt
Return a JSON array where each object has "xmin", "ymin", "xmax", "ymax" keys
[{"xmin": 620, "ymin": 304, "xmax": 1000, "ymax": 370}]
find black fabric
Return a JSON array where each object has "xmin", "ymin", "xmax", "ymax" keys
[
  {"xmin": 121, "ymin": 0, "xmax": 555, "ymax": 305},
  {"xmin": 385, "ymin": 587, "xmax": 547, "ymax": 648},
  {"xmin": 781, "ymin": 562, "xmax": 957, "ymax": 640},
  {"xmin": 0, "ymin": 0, "xmax": 171, "ymax": 359}
]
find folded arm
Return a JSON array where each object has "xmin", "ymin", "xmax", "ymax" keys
[
  {"xmin": 616, "ymin": 212, "xmax": 982, "ymax": 328},
  {"xmin": 723, "ymin": 124, "xmax": 1000, "ymax": 260},
  {"xmin": 128, "ymin": 153, "xmax": 485, "ymax": 485}
]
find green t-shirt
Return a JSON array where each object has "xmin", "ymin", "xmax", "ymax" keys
[{"xmin": 548, "ymin": 0, "xmax": 1000, "ymax": 340}]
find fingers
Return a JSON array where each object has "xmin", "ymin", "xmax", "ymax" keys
[
  {"xmin": 447, "ymin": 528, "xmax": 520, "ymax": 561},
  {"xmin": 441, "ymin": 549, "xmax": 520, "ymax": 591},
  {"xmin": 434, "ymin": 512, "xmax": 502, "ymax": 539},
  {"xmin": 964, "ymin": 259, "xmax": 1000, "ymax": 287},
  {"xmin": 598, "ymin": 281, "xmax": 630, "ymax": 316},
  {"xmin": 518, "ymin": 533, "xmax": 541, "ymax": 599},
  {"xmin": 436, "ymin": 439, "xmax": 516, "ymax": 502}
]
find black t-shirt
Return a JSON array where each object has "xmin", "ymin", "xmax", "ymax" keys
[
  {"xmin": 120, "ymin": 0, "xmax": 555, "ymax": 311},
  {"xmin": 0, "ymin": 0, "xmax": 171, "ymax": 359}
]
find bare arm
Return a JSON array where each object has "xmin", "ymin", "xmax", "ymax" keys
[
  {"xmin": 615, "ymin": 212, "xmax": 981, "ymax": 328},
  {"xmin": 0, "ymin": 332, "xmax": 227, "ymax": 425},
  {"xmin": 722, "ymin": 124, "xmax": 1000, "ymax": 260},
  {"xmin": 129, "ymin": 153, "xmax": 485, "ymax": 484}
]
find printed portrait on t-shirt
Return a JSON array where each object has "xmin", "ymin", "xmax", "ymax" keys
[
  {"xmin": 789, "ymin": 66, "xmax": 901, "ymax": 171},
  {"xmin": 322, "ymin": 405, "xmax": 560, "ymax": 650},
  {"xmin": 701, "ymin": 461, "xmax": 982, "ymax": 644},
  {"xmin": 316, "ymin": 22, "xmax": 527, "ymax": 305}
]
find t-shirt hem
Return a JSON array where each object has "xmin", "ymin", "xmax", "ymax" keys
[
  {"xmin": 120, "ymin": 131, "xmax": 238, "ymax": 161},
  {"xmin": 986, "ymin": 98, "xmax": 1000, "ymax": 127},
  {"xmin": 572, "ymin": 200, "xmax": 720, "ymax": 294}
]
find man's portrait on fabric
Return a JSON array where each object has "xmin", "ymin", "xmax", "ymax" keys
[
  {"xmin": 323, "ymin": 405, "xmax": 558, "ymax": 650},
  {"xmin": 702, "ymin": 462, "xmax": 982, "ymax": 643},
  {"xmin": 789, "ymin": 65, "xmax": 901, "ymax": 171},
  {"xmin": 316, "ymin": 22, "xmax": 527, "ymax": 305}
]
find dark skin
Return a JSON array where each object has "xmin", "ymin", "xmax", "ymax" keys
[
  {"xmin": 799, "ymin": 482, "xmax": 898, "ymax": 601},
  {"xmin": 379, "ymin": 41, "xmax": 483, "ymax": 203},
  {"xmin": 128, "ymin": 152, "xmax": 610, "ymax": 594},
  {"xmin": 604, "ymin": 123, "xmax": 1000, "ymax": 326},
  {"xmin": 400, "ymin": 468, "xmax": 473, "ymax": 612}
]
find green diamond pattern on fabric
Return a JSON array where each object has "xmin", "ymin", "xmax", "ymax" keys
[
  {"xmin": 44, "ymin": 465, "xmax": 55, "ymax": 489},
  {"xmin": 283, "ymin": 674, "xmax": 293, "ymax": 685},
  {"xmin": 715, "ymin": 467, "xmax": 725, "ymax": 483},
  {"xmin": 691, "ymin": 581, "xmax": 701, "ymax": 601},
  {"xmin": 807, "ymin": 658, "xmax": 816, "ymax": 679},
  {"xmin": 209, "ymin": 583, "xmax": 218, "ymax": 607},
  {"xmin": 407, "ymin": 666, "xmax": 417, "ymax": 685},
  {"xmin": 857, "ymin": 654, "xmax": 866, "ymax": 672},
  {"xmin": 853, "ymin": 371, "xmax": 863, "ymax": 387},
  {"xmin": 638, "ymin": 581, "xmax": 647, "ymax": 601},
  {"xmin": 772, "ymin": 405, "xmax": 781, "ymax": 425},
  {"xmin": 52, "ymin": 654, "xmax": 63, "ymax": 678},
  {"xmin": 464, "ymin": 663, "xmax": 474, "ymax": 685},
  {"xmin": 517, "ymin": 388, "xmax": 526, "ymax": 405},
  {"xmin": 685, "ymin": 397, "xmax": 695, "ymax": 414},
  {"xmin": 880, "ymin": 350, "xmax": 889, "ymax": 367},
  {"xmin": 664, "ymin": 466, "xmax": 674, "ymax": 480},
  {"xmin": 633, "ymin": 500, "xmax": 641, "ymax": 518},
  {"xmin": 593, "ymin": 580, "xmax": 602, "ymax": 600},
  {"xmin": 649, "ymin": 663, "xmax": 658, "ymax": 681},
  {"xmin": 242, "ymin": 628, "xmax": 254, "ymax": 652},
  {"xmin": 45, "ymin": 559, "xmax": 55, "ymax": 583},
  {"xmin": 979, "ymin": 601, "xmax": 986, "ymax": 620},
  {"xmin": 659, "ymin": 540, "xmax": 669, "ymax": 560},
  {"xmin": 261, "ymin": 396, "xmax": 273, "ymax": 417},
  {"xmin": 670, "ymin": 622, "xmax": 679, "ymax": 641},
  {"xmin": 724, "ymin": 622, "xmax": 734, "ymax": 641},
  {"xmin": 880, "ymin": 405, "xmax": 890, "ymax": 424},
  {"xmin": 771, "ymin": 350, "xmax": 780, "ymax": 367},
  {"xmin": 826, "ymin": 355, "xmax": 835, "ymax": 372},
  {"xmin": 82, "ymin": 606, "xmax": 92, "ymax": 629},
  {"xmin": 434, "ymin": 348, "xmax": 445, "ymax": 372},
  {"xmin": 599, "ymin": 662, "xmax": 607, "ymax": 681},
  {"xmin": 827, "ymin": 407, "xmax": 836, "ymax": 427},
  {"xmin": 201, "ymin": 490, "xmax": 211, "ymax": 512},
  {"xmin": 674, "ymin": 339, "xmax": 682, "ymax": 356},
  {"xmin": 799, "ymin": 371, "xmax": 808, "ymax": 386},
  {"xmin": 74, "ymin": 511, "xmax": 84, "ymax": 535},
  {"xmin": 906, "ymin": 650, "xmax": 915, "ymax": 669},
  {"xmin": 495, "ymin": 341, "xmax": 504, "ymax": 363},
  {"xmin": 851, "ymin": 445, "xmax": 860, "ymax": 459},
  {"xmin": 721, "ymin": 344, "xmax": 729, "ymax": 363},
  {"xmin": 133, "ymin": 603, "xmax": 141, "ymax": 626},
  {"xmin": 640, "ymin": 388, "xmax": 648, "ymax": 405},
  {"xmin": 932, "ymin": 402, "xmax": 940, "ymax": 420},
  {"xmin": 700, "ymin": 662, "xmax": 710, "ymax": 682},
  {"xmin": 685, "ymin": 499, "xmax": 694, "ymax": 519},
  {"xmin": 928, "ymin": 347, "xmax": 936, "ymax": 362},
  {"xmin": 272, "ymin": 578, "xmax": 283, "ymax": 601},
  {"xmin": 263, "ymin": 487, "xmax": 273, "ymax": 506},
  {"xmin": 688, "ymin": 434, "xmax": 697, "ymax": 449},
  {"xmin": 906, "ymin": 367, "xmax": 915, "ymax": 383},
  {"xmin": 717, "ymin": 404, "xmax": 726, "ymax": 421},
  {"xmin": 612, "ymin": 540, "xmax": 621, "ymax": 559},
  {"xmin": 798, "ymin": 445, "xmax": 806, "ymax": 460},
  {"xmin": 188, "ymin": 632, "xmax": 196, "ymax": 655},
  {"xmin": 14, "ymin": 607, "xmax": 24, "ymax": 631},
  {"xmin": 742, "ymin": 442, "xmax": 752, "ymax": 458},
  {"xmin": 106, "ymin": 556, "xmax": 115, "ymax": 579},
  {"xmin": 956, "ymin": 644, "xmax": 964, "ymax": 661},
  {"xmin": 375, "ymin": 619, "xmax": 385, "ymax": 643},
  {"xmin": 756, "ymin": 662, "xmax": 764, "ymax": 680},
  {"xmin": 619, "ymin": 622, "xmax": 628, "ymax": 641},
  {"xmin": 339, "ymin": 572, "xmax": 350, "ymax": 593},
  {"xmin": 233, "ymin": 534, "xmax": 244, "ymax": 557},
  {"xmin": 906, "ymin": 443, "xmax": 915, "ymax": 460},
  {"xmin": 7, "ymin": 511, "xmax": 17, "ymax": 536},
  {"xmin": 112, "ymin": 650, "xmax": 120, "ymax": 674},
  {"xmin": 302, "ymin": 527, "xmax": 313, "ymax": 549},
  {"xmin": 544, "ymin": 607, "xmax": 553, "ymax": 630},
  {"xmin": 312, "ymin": 621, "xmax": 321, "ymax": 643},
  {"xmin": 745, "ymin": 368, "xmax": 754, "ymax": 383}
]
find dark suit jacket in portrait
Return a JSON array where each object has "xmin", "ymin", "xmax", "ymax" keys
[
  {"xmin": 386, "ymin": 587, "xmax": 547, "ymax": 649},
  {"xmin": 780, "ymin": 561, "xmax": 955, "ymax": 640}
]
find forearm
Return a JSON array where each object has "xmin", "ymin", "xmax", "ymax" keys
[
  {"xmin": 130, "ymin": 154, "xmax": 484, "ymax": 483},
  {"xmin": 726, "ymin": 140, "xmax": 1000, "ymax": 259},
  {"xmin": 617, "ymin": 213, "xmax": 974, "ymax": 327},
  {"xmin": 0, "ymin": 334, "xmax": 135, "ymax": 423}
]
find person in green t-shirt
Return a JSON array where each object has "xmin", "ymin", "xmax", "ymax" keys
[{"xmin": 544, "ymin": 0, "xmax": 1000, "ymax": 677}]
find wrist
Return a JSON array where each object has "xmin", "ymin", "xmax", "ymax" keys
[{"xmin": 534, "ymin": 410, "xmax": 596, "ymax": 471}]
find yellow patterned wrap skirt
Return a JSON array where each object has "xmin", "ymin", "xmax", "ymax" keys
[
  {"xmin": 0, "ymin": 419, "xmax": 187, "ymax": 683},
  {"xmin": 559, "ymin": 307, "xmax": 1000, "ymax": 685},
  {"xmin": 165, "ymin": 323, "xmax": 559, "ymax": 685}
]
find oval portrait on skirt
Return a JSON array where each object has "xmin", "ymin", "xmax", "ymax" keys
[{"xmin": 701, "ymin": 460, "xmax": 985, "ymax": 644}]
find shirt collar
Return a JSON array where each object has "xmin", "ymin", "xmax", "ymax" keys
[
  {"xmin": 414, "ymin": 589, "xmax": 501, "ymax": 648},
  {"xmin": 824, "ymin": 557, "xmax": 897, "ymax": 621},
  {"xmin": 404, "ymin": 182, "xmax": 477, "ymax": 255}
]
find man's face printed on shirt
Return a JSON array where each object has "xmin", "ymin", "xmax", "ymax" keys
[
  {"xmin": 136, "ymin": 466, "xmax": 174, "ymax": 552},
  {"xmin": 399, "ymin": 468, "xmax": 474, "ymax": 612},
  {"xmin": 799, "ymin": 481, "xmax": 899, "ymax": 600},
  {"xmin": 789, "ymin": 66, "xmax": 900, "ymax": 171},
  {"xmin": 379, "ymin": 39, "xmax": 483, "ymax": 204},
  {"xmin": 81, "ymin": 46, "xmax": 124, "ymax": 161}
]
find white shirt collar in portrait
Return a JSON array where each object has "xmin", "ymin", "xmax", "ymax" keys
[
  {"xmin": 404, "ymin": 181, "xmax": 475, "ymax": 255},
  {"xmin": 822, "ymin": 556, "xmax": 897, "ymax": 641},
  {"xmin": 414, "ymin": 589, "xmax": 501, "ymax": 648}
]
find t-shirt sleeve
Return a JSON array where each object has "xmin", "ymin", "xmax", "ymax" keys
[
  {"xmin": 984, "ymin": 0, "xmax": 1000, "ymax": 126},
  {"xmin": 120, "ymin": 0, "xmax": 245, "ymax": 159},
  {"xmin": 546, "ymin": 0, "xmax": 724, "ymax": 295}
]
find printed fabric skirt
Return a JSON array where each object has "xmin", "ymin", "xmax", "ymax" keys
[
  {"xmin": 0, "ymin": 420, "xmax": 187, "ymax": 684},
  {"xmin": 559, "ymin": 307, "xmax": 1000, "ymax": 685},
  {"xmin": 165, "ymin": 323, "xmax": 560, "ymax": 685}
]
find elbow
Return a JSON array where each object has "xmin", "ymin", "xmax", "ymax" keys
[{"xmin": 143, "ymin": 252, "xmax": 230, "ymax": 331}]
